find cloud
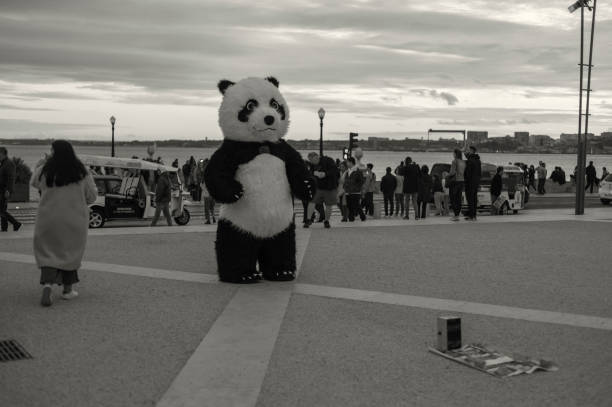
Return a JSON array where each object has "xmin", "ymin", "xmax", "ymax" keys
[
  {"xmin": 410, "ymin": 89, "xmax": 459, "ymax": 105},
  {"xmin": 0, "ymin": 103, "xmax": 56, "ymax": 111},
  {"xmin": 0, "ymin": 1, "xmax": 611, "ymax": 139}
]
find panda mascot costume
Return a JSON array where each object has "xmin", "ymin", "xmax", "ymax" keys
[{"xmin": 204, "ymin": 77, "xmax": 315, "ymax": 284}]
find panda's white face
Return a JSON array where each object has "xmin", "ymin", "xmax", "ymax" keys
[{"xmin": 218, "ymin": 77, "xmax": 290, "ymax": 143}]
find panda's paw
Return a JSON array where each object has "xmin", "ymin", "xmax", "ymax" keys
[{"xmin": 264, "ymin": 270, "xmax": 296, "ymax": 282}]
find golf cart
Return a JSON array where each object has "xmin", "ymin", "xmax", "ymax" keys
[
  {"xmin": 476, "ymin": 164, "xmax": 526, "ymax": 214},
  {"xmin": 81, "ymin": 155, "xmax": 192, "ymax": 228}
]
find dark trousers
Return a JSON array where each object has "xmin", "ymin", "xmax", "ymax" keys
[
  {"xmin": 449, "ymin": 182, "xmax": 464, "ymax": 216},
  {"xmin": 151, "ymin": 202, "xmax": 173, "ymax": 226},
  {"xmin": 417, "ymin": 198, "xmax": 428, "ymax": 219},
  {"xmin": 347, "ymin": 194, "xmax": 365, "ymax": 221},
  {"xmin": 204, "ymin": 197, "xmax": 215, "ymax": 222},
  {"xmin": 537, "ymin": 179, "xmax": 546, "ymax": 194},
  {"xmin": 383, "ymin": 193, "xmax": 394, "ymax": 216},
  {"xmin": 465, "ymin": 185, "xmax": 478, "ymax": 218},
  {"xmin": 585, "ymin": 177, "xmax": 596, "ymax": 193},
  {"xmin": 362, "ymin": 192, "xmax": 374, "ymax": 215},
  {"xmin": 0, "ymin": 194, "xmax": 19, "ymax": 231}
]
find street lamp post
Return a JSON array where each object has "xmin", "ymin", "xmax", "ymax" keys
[
  {"xmin": 318, "ymin": 108, "xmax": 325, "ymax": 157},
  {"xmin": 110, "ymin": 116, "xmax": 116, "ymax": 157},
  {"xmin": 569, "ymin": 0, "xmax": 598, "ymax": 215}
]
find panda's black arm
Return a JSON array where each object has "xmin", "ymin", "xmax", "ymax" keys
[
  {"xmin": 203, "ymin": 144, "xmax": 243, "ymax": 204},
  {"xmin": 278, "ymin": 141, "xmax": 315, "ymax": 201}
]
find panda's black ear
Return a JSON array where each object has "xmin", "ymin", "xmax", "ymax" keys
[
  {"xmin": 218, "ymin": 80, "xmax": 235, "ymax": 95},
  {"xmin": 266, "ymin": 76, "xmax": 279, "ymax": 88}
]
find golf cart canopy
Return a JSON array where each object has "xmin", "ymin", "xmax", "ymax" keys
[{"xmin": 80, "ymin": 155, "xmax": 176, "ymax": 173}]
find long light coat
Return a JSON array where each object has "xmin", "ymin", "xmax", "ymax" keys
[{"xmin": 31, "ymin": 167, "xmax": 98, "ymax": 270}]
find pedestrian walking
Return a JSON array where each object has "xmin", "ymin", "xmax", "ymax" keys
[
  {"xmin": 417, "ymin": 165, "xmax": 432, "ymax": 219},
  {"xmin": 601, "ymin": 167, "xmax": 609, "ymax": 181},
  {"xmin": 585, "ymin": 161, "xmax": 597, "ymax": 193},
  {"xmin": 344, "ymin": 157, "xmax": 366, "ymax": 222},
  {"xmin": 448, "ymin": 149, "xmax": 466, "ymax": 221},
  {"xmin": 337, "ymin": 161, "xmax": 349, "ymax": 222},
  {"xmin": 380, "ymin": 167, "xmax": 397, "ymax": 217},
  {"xmin": 0, "ymin": 147, "xmax": 22, "ymax": 232},
  {"xmin": 30, "ymin": 140, "xmax": 98, "ymax": 306},
  {"xmin": 150, "ymin": 169, "xmax": 174, "ymax": 226},
  {"xmin": 536, "ymin": 162, "xmax": 547, "ymax": 194},
  {"xmin": 528, "ymin": 165, "xmax": 536, "ymax": 192},
  {"xmin": 464, "ymin": 146, "xmax": 482, "ymax": 221},
  {"xmin": 401, "ymin": 157, "xmax": 420, "ymax": 220},
  {"xmin": 361, "ymin": 163, "xmax": 376, "ymax": 216},
  {"xmin": 490, "ymin": 166, "xmax": 503, "ymax": 215},
  {"xmin": 394, "ymin": 167, "xmax": 404, "ymax": 217},
  {"xmin": 304, "ymin": 152, "xmax": 340, "ymax": 229}
]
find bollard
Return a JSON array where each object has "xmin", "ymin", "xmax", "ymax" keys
[{"xmin": 437, "ymin": 316, "xmax": 461, "ymax": 352}]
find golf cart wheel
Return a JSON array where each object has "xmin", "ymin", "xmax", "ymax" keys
[
  {"xmin": 602, "ymin": 199, "xmax": 611, "ymax": 205},
  {"xmin": 174, "ymin": 208, "xmax": 190, "ymax": 225},
  {"xmin": 89, "ymin": 208, "xmax": 105, "ymax": 228}
]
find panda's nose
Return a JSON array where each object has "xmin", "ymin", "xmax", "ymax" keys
[{"xmin": 264, "ymin": 115, "xmax": 275, "ymax": 126}]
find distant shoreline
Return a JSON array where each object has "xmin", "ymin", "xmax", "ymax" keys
[{"xmin": 1, "ymin": 138, "xmax": 610, "ymax": 155}]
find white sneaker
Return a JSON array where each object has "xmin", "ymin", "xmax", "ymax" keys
[{"xmin": 62, "ymin": 290, "xmax": 79, "ymax": 300}]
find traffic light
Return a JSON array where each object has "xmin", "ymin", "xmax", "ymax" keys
[
  {"xmin": 349, "ymin": 132, "xmax": 359, "ymax": 153},
  {"xmin": 342, "ymin": 147, "xmax": 349, "ymax": 160}
]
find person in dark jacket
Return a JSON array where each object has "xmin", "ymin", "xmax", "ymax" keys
[
  {"xmin": 585, "ymin": 161, "xmax": 597, "ymax": 193},
  {"xmin": 343, "ymin": 157, "xmax": 366, "ymax": 222},
  {"xmin": 401, "ymin": 156, "xmax": 421, "ymax": 219},
  {"xmin": 380, "ymin": 167, "xmax": 397, "ymax": 217},
  {"xmin": 305, "ymin": 152, "xmax": 340, "ymax": 229},
  {"xmin": 528, "ymin": 165, "xmax": 536, "ymax": 192},
  {"xmin": 0, "ymin": 147, "xmax": 21, "ymax": 232},
  {"xmin": 417, "ymin": 165, "xmax": 432, "ymax": 219},
  {"xmin": 150, "ymin": 170, "xmax": 173, "ymax": 226},
  {"xmin": 490, "ymin": 166, "xmax": 503, "ymax": 215},
  {"xmin": 464, "ymin": 146, "xmax": 482, "ymax": 220}
]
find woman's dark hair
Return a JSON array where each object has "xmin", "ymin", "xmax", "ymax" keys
[
  {"xmin": 453, "ymin": 149, "xmax": 462, "ymax": 160},
  {"xmin": 421, "ymin": 165, "xmax": 429, "ymax": 175},
  {"xmin": 347, "ymin": 157, "xmax": 356, "ymax": 165},
  {"xmin": 497, "ymin": 166, "xmax": 504, "ymax": 174},
  {"xmin": 40, "ymin": 140, "xmax": 88, "ymax": 187}
]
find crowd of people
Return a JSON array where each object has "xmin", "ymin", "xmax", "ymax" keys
[{"xmin": 300, "ymin": 146, "xmax": 485, "ymax": 227}]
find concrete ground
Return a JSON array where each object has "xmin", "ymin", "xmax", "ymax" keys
[{"xmin": 0, "ymin": 207, "xmax": 611, "ymax": 406}]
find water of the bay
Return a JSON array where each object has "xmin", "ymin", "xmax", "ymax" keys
[{"xmin": 9, "ymin": 144, "xmax": 611, "ymax": 180}]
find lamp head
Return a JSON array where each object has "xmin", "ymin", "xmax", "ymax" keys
[
  {"xmin": 110, "ymin": 116, "xmax": 116, "ymax": 125},
  {"xmin": 568, "ymin": 0, "xmax": 591, "ymax": 13},
  {"xmin": 318, "ymin": 107, "xmax": 326, "ymax": 120}
]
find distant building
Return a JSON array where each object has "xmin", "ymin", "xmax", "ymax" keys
[
  {"xmin": 559, "ymin": 133, "xmax": 595, "ymax": 144},
  {"xmin": 467, "ymin": 131, "xmax": 488, "ymax": 145},
  {"xmin": 514, "ymin": 132, "xmax": 529, "ymax": 145},
  {"xmin": 529, "ymin": 134, "xmax": 553, "ymax": 147},
  {"xmin": 601, "ymin": 132, "xmax": 612, "ymax": 141}
]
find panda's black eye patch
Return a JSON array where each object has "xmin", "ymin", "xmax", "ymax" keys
[
  {"xmin": 238, "ymin": 99, "xmax": 258, "ymax": 122},
  {"xmin": 270, "ymin": 98, "xmax": 286, "ymax": 120}
]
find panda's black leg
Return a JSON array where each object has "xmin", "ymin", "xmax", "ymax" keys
[
  {"xmin": 259, "ymin": 223, "xmax": 297, "ymax": 282},
  {"xmin": 215, "ymin": 220, "xmax": 262, "ymax": 284}
]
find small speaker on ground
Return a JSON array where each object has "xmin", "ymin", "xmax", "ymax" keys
[{"xmin": 437, "ymin": 316, "xmax": 461, "ymax": 352}]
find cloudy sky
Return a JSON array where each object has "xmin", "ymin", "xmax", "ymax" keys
[{"xmin": 1, "ymin": 0, "xmax": 612, "ymax": 141}]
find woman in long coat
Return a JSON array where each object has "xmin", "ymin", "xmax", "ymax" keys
[{"xmin": 31, "ymin": 140, "xmax": 97, "ymax": 306}]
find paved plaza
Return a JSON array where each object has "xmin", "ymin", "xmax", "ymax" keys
[{"xmin": 1, "ymin": 208, "xmax": 611, "ymax": 406}]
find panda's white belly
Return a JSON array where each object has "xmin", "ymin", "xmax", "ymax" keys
[{"xmin": 219, "ymin": 153, "xmax": 293, "ymax": 238}]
